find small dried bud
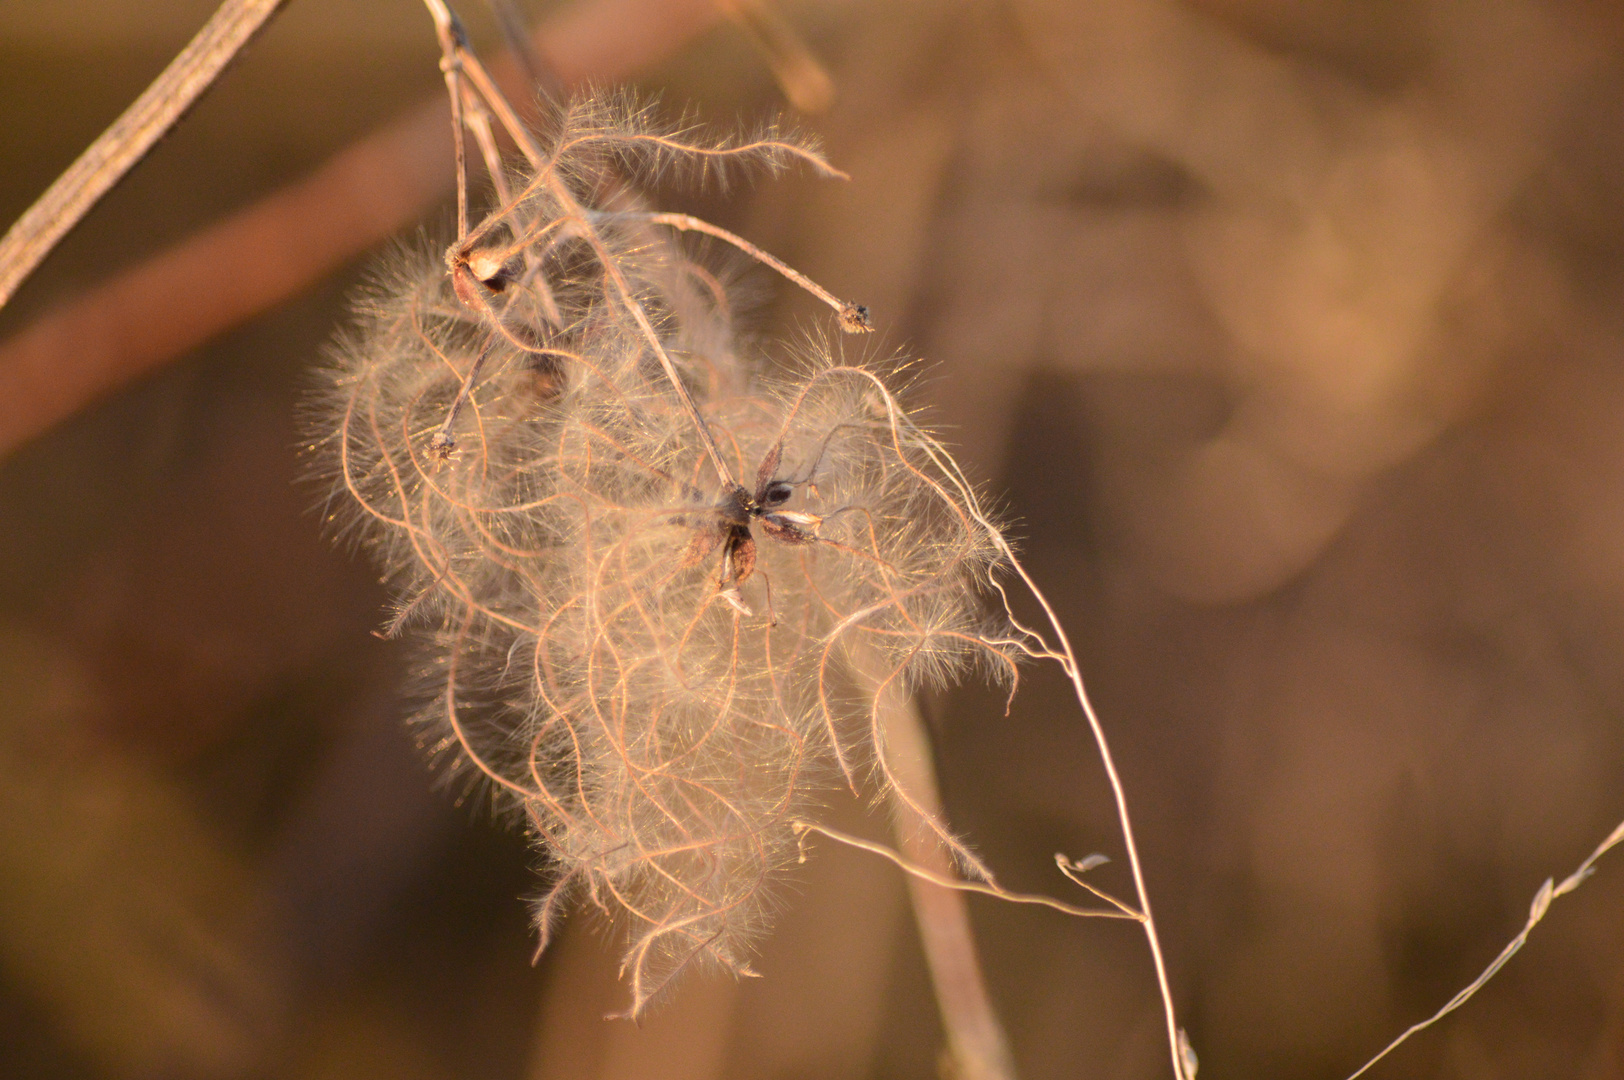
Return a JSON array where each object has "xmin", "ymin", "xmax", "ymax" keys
[{"xmin": 838, "ymin": 301, "xmax": 872, "ymax": 333}]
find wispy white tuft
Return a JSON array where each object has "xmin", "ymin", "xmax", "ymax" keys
[{"xmin": 307, "ymin": 93, "xmax": 1010, "ymax": 1015}]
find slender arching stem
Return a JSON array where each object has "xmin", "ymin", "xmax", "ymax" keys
[{"xmin": 851, "ymin": 364, "xmax": 1190, "ymax": 1080}]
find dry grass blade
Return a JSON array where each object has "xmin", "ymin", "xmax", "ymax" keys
[
  {"xmin": 0, "ymin": 0, "xmax": 288, "ymax": 311},
  {"xmin": 1344, "ymin": 816, "xmax": 1624, "ymax": 1080}
]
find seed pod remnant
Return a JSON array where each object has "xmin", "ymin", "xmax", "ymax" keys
[{"xmin": 308, "ymin": 94, "xmax": 1011, "ymax": 1014}]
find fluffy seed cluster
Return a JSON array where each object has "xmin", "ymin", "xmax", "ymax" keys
[{"xmin": 310, "ymin": 96, "xmax": 1010, "ymax": 1014}]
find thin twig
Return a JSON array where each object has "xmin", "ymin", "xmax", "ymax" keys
[
  {"xmin": 0, "ymin": 0, "xmax": 289, "ymax": 310},
  {"xmin": 1345, "ymin": 816, "xmax": 1624, "ymax": 1080},
  {"xmin": 848, "ymin": 371, "xmax": 1192, "ymax": 1080},
  {"xmin": 438, "ymin": 35, "xmax": 546, "ymax": 167},
  {"xmin": 461, "ymin": 91, "xmax": 513, "ymax": 206},
  {"xmin": 425, "ymin": 0, "xmax": 471, "ymax": 242},
  {"xmin": 591, "ymin": 210, "xmax": 870, "ymax": 330},
  {"xmin": 1025, "ymin": 569, "xmax": 1190, "ymax": 1080},
  {"xmin": 0, "ymin": 0, "xmax": 724, "ymax": 462},
  {"xmin": 796, "ymin": 823, "xmax": 1134, "ymax": 922}
]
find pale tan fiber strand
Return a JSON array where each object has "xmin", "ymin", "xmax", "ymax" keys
[{"xmin": 795, "ymin": 825, "xmax": 1135, "ymax": 921}]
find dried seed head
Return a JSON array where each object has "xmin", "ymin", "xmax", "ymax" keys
[{"xmin": 307, "ymin": 93, "xmax": 1012, "ymax": 1014}]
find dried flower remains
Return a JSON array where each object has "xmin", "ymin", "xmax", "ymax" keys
[{"xmin": 308, "ymin": 89, "xmax": 1015, "ymax": 1015}]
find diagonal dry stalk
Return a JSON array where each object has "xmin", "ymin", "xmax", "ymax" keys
[
  {"xmin": 0, "ymin": 0, "xmax": 289, "ymax": 311},
  {"xmin": 1344, "ymin": 815, "xmax": 1624, "ymax": 1079}
]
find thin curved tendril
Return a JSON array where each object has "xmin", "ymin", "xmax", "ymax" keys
[
  {"xmin": 796, "ymin": 823, "xmax": 1136, "ymax": 920},
  {"xmin": 592, "ymin": 210, "xmax": 853, "ymax": 318},
  {"xmin": 848, "ymin": 363, "xmax": 1191, "ymax": 1080}
]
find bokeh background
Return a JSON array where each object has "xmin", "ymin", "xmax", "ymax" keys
[{"xmin": 3, "ymin": 0, "xmax": 1624, "ymax": 1077}]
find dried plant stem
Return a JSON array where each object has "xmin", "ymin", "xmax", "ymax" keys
[
  {"xmin": 0, "ymin": 0, "xmax": 724, "ymax": 462},
  {"xmin": 796, "ymin": 824, "xmax": 1133, "ymax": 921},
  {"xmin": 461, "ymin": 92, "xmax": 513, "ymax": 206},
  {"xmin": 592, "ymin": 211, "xmax": 861, "ymax": 324},
  {"xmin": 848, "ymin": 588, "xmax": 1190, "ymax": 1079},
  {"xmin": 426, "ymin": 0, "xmax": 473, "ymax": 242},
  {"xmin": 858, "ymin": 389, "xmax": 1193, "ymax": 1080},
  {"xmin": 0, "ymin": 100, "xmax": 455, "ymax": 460},
  {"xmin": 435, "ymin": 28, "xmax": 546, "ymax": 166},
  {"xmin": 879, "ymin": 683, "xmax": 1017, "ymax": 1080},
  {"xmin": 0, "ymin": 0, "xmax": 288, "ymax": 310},
  {"xmin": 1344, "ymin": 815, "xmax": 1624, "ymax": 1080},
  {"xmin": 990, "ymin": 560, "xmax": 1190, "ymax": 1080},
  {"xmin": 1017, "ymin": 566, "xmax": 1189, "ymax": 1080}
]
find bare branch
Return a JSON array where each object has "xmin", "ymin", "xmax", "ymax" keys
[{"xmin": 0, "ymin": 0, "xmax": 289, "ymax": 311}]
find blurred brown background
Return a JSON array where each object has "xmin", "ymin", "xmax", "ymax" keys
[{"xmin": 3, "ymin": 0, "xmax": 1624, "ymax": 1077}]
